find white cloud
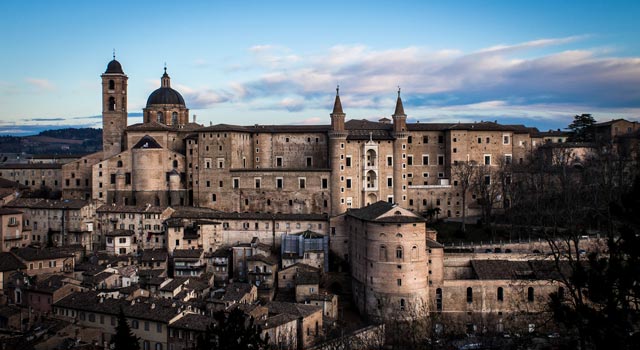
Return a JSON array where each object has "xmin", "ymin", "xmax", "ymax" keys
[{"xmin": 25, "ymin": 78, "xmax": 55, "ymax": 91}]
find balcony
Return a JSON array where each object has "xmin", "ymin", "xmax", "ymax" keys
[{"xmin": 4, "ymin": 235, "xmax": 23, "ymax": 241}]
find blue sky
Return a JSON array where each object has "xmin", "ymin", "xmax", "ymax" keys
[{"xmin": 1, "ymin": 0, "xmax": 639, "ymax": 135}]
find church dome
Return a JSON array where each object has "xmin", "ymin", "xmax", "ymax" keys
[
  {"xmin": 146, "ymin": 87, "xmax": 186, "ymax": 107},
  {"xmin": 145, "ymin": 68, "xmax": 186, "ymax": 107},
  {"xmin": 105, "ymin": 59, "xmax": 124, "ymax": 74}
]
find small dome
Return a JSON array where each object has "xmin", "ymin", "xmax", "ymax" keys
[
  {"xmin": 105, "ymin": 59, "xmax": 124, "ymax": 74},
  {"xmin": 146, "ymin": 87, "xmax": 186, "ymax": 107}
]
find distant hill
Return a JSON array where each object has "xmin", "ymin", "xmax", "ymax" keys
[{"xmin": 0, "ymin": 128, "xmax": 102, "ymax": 154}]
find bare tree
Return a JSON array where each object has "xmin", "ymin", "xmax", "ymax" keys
[
  {"xmin": 470, "ymin": 165, "xmax": 502, "ymax": 232},
  {"xmin": 451, "ymin": 161, "xmax": 476, "ymax": 233}
]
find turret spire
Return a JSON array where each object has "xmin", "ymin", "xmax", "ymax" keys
[
  {"xmin": 393, "ymin": 86, "xmax": 406, "ymax": 117},
  {"xmin": 332, "ymin": 84, "xmax": 344, "ymax": 115}
]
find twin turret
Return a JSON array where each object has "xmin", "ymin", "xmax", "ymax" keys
[{"xmin": 330, "ymin": 86, "xmax": 408, "ymax": 134}]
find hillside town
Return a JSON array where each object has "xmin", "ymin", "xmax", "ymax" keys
[{"xmin": 0, "ymin": 58, "xmax": 638, "ymax": 350}]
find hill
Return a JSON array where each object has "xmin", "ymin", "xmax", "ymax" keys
[{"xmin": 0, "ymin": 128, "xmax": 102, "ymax": 154}]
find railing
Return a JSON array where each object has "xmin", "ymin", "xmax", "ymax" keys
[{"xmin": 4, "ymin": 235, "xmax": 23, "ymax": 240}]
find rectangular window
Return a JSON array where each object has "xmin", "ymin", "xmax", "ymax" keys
[
  {"xmin": 306, "ymin": 157, "xmax": 312, "ymax": 167},
  {"xmin": 346, "ymin": 156, "xmax": 352, "ymax": 167},
  {"xmin": 423, "ymin": 135, "xmax": 429, "ymax": 143},
  {"xmin": 299, "ymin": 178, "xmax": 306, "ymax": 189},
  {"xmin": 484, "ymin": 155, "xmax": 491, "ymax": 165},
  {"xmin": 233, "ymin": 178, "xmax": 239, "ymax": 188},
  {"xmin": 503, "ymin": 135, "xmax": 510, "ymax": 144},
  {"xmin": 387, "ymin": 156, "xmax": 393, "ymax": 166},
  {"xmin": 110, "ymin": 174, "xmax": 116, "ymax": 184},
  {"xmin": 438, "ymin": 135, "xmax": 444, "ymax": 143},
  {"xmin": 437, "ymin": 155, "xmax": 444, "ymax": 165},
  {"xmin": 276, "ymin": 157, "xmax": 283, "ymax": 167},
  {"xmin": 407, "ymin": 155, "xmax": 413, "ymax": 166},
  {"xmin": 255, "ymin": 178, "xmax": 261, "ymax": 189},
  {"xmin": 276, "ymin": 178, "xmax": 283, "ymax": 189},
  {"xmin": 321, "ymin": 178, "xmax": 328, "ymax": 189},
  {"xmin": 422, "ymin": 155, "xmax": 429, "ymax": 165},
  {"xmin": 397, "ymin": 279, "xmax": 402, "ymax": 286},
  {"xmin": 387, "ymin": 177, "xmax": 393, "ymax": 187},
  {"xmin": 505, "ymin": 154, "xmax": 512, "ymax": 165},
  {"xmin": 346, "ymin": 178, "xmax": 352, "ymax": 189},
  {"xmin": 125, "ymin": 173, "xmax": 131, "ymax": 185}
]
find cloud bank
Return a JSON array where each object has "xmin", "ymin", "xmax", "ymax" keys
[{"xmin": 216, "ymin": 36, "xmax": 640, "ymax": 126}]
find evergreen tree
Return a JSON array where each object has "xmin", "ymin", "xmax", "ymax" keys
[
  {"xmin": 196, "ymin": 308, "xmax": 270, "ymax": 350},
  {"xmin": 567, "ymin": 113, "xmax": 596, "ymax": 142},
  {"xmin": 112, "ymin": 308, "xmax": 140, "ymax": 350}
]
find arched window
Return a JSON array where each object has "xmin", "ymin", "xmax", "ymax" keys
[
  {"xmin": 395, "ymin": 246, "xmax": 403, "ymax": 260},
  {"xmin": 171, "ymin": 112, "xmax": 178, "ymax": 125},
  {"xmin": 400, "ymin": 298, "xmax": 405, "ymax": 310},
  {"xmin": 172, "ymin": 160, "xmax": 178, "ymax": 168},
  {"xmin": 157, "ymin": 112, "xmax": 164, "ymax": 123},
  {"xmin": 108, "ymin": 97, "xmax": 116, "ymax": 111},
  {"xmin": 108, "ymin": 80, "xmax": 115, "ymax": 90},
  {"xmin": 497, "ymin": 287, "xmax": 504, "ymax": 302},
  {"xmin": 379, "ymin": 245, "xmax": 387, "ymax": 261},
  {"xmin": 155, "ymin": 344, "xmax": 163, "ymax": 350},
  {"xmin": 117, "ymin": 160, "xmax": 123, "ymax": 168},
  {"xmin": 467, "ymin": 287, "xmax": 473, "ymax": 303},
  {"xmin": 411, "ymin": 245, "xmax": 418, "ymax": 260},
  {"xmin": 528, "ymin": 287, "xmax": 535, "ymax": 302}
]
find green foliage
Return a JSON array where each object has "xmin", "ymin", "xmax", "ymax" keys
[
  {"xmin": 196, "ymin": 308, "xmax": 270, "ymax": 350},
  {"xmin": 112, "ymin": 308, "xmax": 140, "ymax": 350},
  {"xmin": 567, "ymin": 113, "xmax": 595, "ymax": 142}
]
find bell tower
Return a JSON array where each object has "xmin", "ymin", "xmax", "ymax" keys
[{"xmin": 101, "ymin": 53, "xmax": 128, "ymax": 160}]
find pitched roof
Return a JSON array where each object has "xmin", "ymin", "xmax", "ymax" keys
[
  {"xmin": 97, "ymin": 204, "xmax": 167, "ymax": 214},
  {"xmin": 471, "ymin": 260, "xmax": 533, "ymax": 280},
  {"xmin": 169, "ymin": 207, "xmax": 328, "ymax": 222},
  {"xmin": 266, "ymin": 301, "xmax": 322, "ymax": 318},
  {"xmin": 347, "ymin": 201, "xmax": 425, "ymax": 223},
  {"xmin": 159, "ymin": 277, "xmax": 188, "ymax": 292},
  {"xmin": 0, "ymin": 208, "xmax": 22, "ymax": 215},
  {"xmin": 11, "ymin": 247, "xmax": 74, "ymax": 261},
  {"xmin": 0, "ymin": 177, "xmax": 27, "ymax": 189},
  {"xmin": 246, "ymin": 254, "xmax": 278, "ymax": 265},
  {"xmin": 0, "ymin": 252, "xmax": 26, "ymax": 271},
  {"xmin": 54, "ymin": 291, "xmax": 189, "ymax": 323},
  {"xmin": 173, "ymin": 249, "xmax": 203, "ymax": 259},
  {"xmin": 140, "ymin": 249, "xmax": 168, "ymax": 262},
  {"xmin": 104, "ymin": 229, "xmax": 134, "ymax": 237},
  {"xmin": 169, "ymin": 313, "xmax": 212, "ymax": 331},
  {"xmin": 5, "ymin": 198, "xmax": 89, "ymax": 210}
]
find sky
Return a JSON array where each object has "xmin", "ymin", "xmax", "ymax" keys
[{"xmin": 1, "ymin": 0, "xmax": 639, "ymax": 135}]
